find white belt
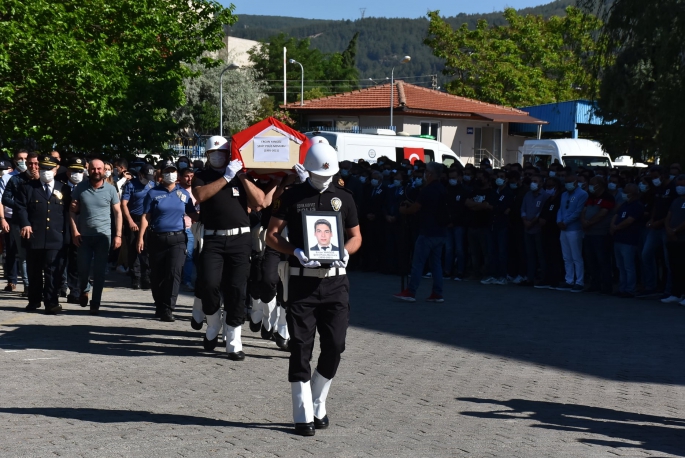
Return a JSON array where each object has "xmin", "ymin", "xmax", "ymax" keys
[
  {"xmin": 204, "ymin": 227, "xmax": 250, "ymax": 236},
  {"xmin": 290, "ymin": 267, "xmax": 346, "ymax": 278}
]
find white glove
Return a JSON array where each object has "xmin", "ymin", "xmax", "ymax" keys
[
  {"xmin": 293, "ymin": 163, "xmax": 309, "ymax": 183},
  {"xmin": 294, "ymin": 248, "xmax": 321, "ymax": 268},
  {"xmin": 224, "ymin": 159, "xmax": 243, "ymax": 183},
  {"xmin": 331, "ymin": 249, "xmax": 349, "ymax": 268}
]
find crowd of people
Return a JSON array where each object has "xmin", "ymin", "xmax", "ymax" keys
[{"xmin": 333, "ymin": 154, "xmax": 685, "ymax": 304}]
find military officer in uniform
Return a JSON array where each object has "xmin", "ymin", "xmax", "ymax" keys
[
  {"xmin": 192, "ymin": 135, "xmax": 265, "ymax": 361},
  {"xmin": 266, "ymin": 142, "xmax": 362, "ymax": 436},
  {"xmin": 137, "ymin": 160, "xmax": 198, "ymax": 321},
  {"xmin": 15, "ymin": 155, "xmax": 71, "ymax": 314}
]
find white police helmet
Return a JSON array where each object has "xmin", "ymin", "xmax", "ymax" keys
[
  {"xmin": 303, "ymin": 142, "xmax": 339, "ymax": 176},
  {"xmin": 205, "ymin": 136, "xmax": 229, "ymax": 153},
  {"xmin": 309, "ymin": 135, "xmax": 329, "ymax": 145}
]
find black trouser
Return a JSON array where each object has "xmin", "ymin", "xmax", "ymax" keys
[
  {"xmin": 27, "ymin": 247, "xmax": 67, "ymax": 308},
  {"xmin": 198, "ymin": 233, "xmax": 251, "ymax": 327},
  {"xmin": 287, "ymin": 274, "xmax": 350, "ymax": 382},
  {"xmin": 126, "ymin": 214, "xmax": 149, "ymax": 282},
  {"xmin": 149, "ymin": 231, "xmax": 187, "ymax": 314},
  {"xmin": 584, "ymin": 234, "xmax": 613, "ymax": 293},
  {"xmin": 64, "ymin": 243, "xmax": 82, "ymax": 298},
  {"xmin": 666, "ymin": 240, "xmax": 685, "ymax": 298},
  {"xmin": 3, "ymin": 223, "xmax": 17, "ymax": 283},
  {"xmin": 542, "ymin": 229, "xmax": 564, "ymax": 287}
]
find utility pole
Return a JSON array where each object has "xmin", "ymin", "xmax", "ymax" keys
[
  {"xmin": 431, "ymin": 74, "xmax": 438, "ymax": 91},
  {"xmin": 360, "ymin": 8, "xmax": 366, "ymax": 20}
]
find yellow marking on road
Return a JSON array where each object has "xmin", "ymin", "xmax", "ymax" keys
[{"xmin": 0, "ymin": 314, "xmax": 27, "ymax": 327}]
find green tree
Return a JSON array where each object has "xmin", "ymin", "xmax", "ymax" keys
[
  {"xmin": 424, "ymin": 6, "xmax": 602, "ymax": 107},
  {"xmin": 0, "ymin": 0, "xmax": 235, "ymax": 155}
]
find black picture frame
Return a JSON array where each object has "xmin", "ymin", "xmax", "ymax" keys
[{"xmin": 301, "ymin": 211, "xmax": 344, "ymax": 263}]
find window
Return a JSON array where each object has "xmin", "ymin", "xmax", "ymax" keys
[
  {"xmin": 309, "ymin": 120, "xmax": 333, "ymax": 129},
  {"xmin": 443, "ymin": 157, "xmax": 455, "ymax": 167},
  {"xmin": 424, "ymin": 149, "xmax": 435, "ymax": 163},
  {"xmin": 420, "ymin": 122, "xmax": 440, "ymax": 141}
]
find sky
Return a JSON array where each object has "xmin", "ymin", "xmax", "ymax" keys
[{"xmin": 227, "ymin": 0, "xmax": 556, "ymax": 20}]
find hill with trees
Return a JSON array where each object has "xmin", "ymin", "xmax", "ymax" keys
[{"xmin": 228, "ymin": 0, "xmax": 574, "ymax": 87}]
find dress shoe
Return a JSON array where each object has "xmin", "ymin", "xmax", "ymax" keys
[
  {"xmin": 131, "ymin": 280, "xmax": 141, "ymax": 290},
  {"xmin": 227, "ymin": 351, "xmax": 245, "ymax": 361},
  {"xmin": 294, "ymin": 422, "xmax": 315, "ymax": 436},
  {"xmin": 25, "ymin": 303, "xmax": 41, "ymax": 312},
  {"xmin": 4, "ymin": 283, "xmax": 16, "ymax": 292},
  {"xmin": 203, "ymin": 335, "xmax": 218, "ymax": 351},
  {"xmin": 160, "ymin": 312, "xmax": 175, "ymax": 322},
  {"xmin": 274, "ymin": 333, "xmax": 290, "ymax": 351},
  {"xmin": 21, "ymin": 290, "xmax": 29, "ymax": 297},
  {"xmin": 66, "ymin": 295, "xmax": 81, "ymax": 304},
  {"xmin": 190, "ymin": 317, "xmax": 203, "ymax": 330},
  {"xmin": 59, "ymin": 289, "xmax": 68, "ymax": 298},
  {"xmin": 141, "ymin": 280, "xmax": 151, "ymax": 290},
  {"xmin": 89, "ymin": 303, "xmax": 100, "ymax": 315},
  {"xmin": 260, "ymin": 324, "xmax": 274, "ymax": 340},
  {"xmin": 45, "ymin": 304, "xmax": 63, "ymax": 315},
  {"xmin": 79, "ymin": 293, "xmax": 89, "ymax": 307},
  {"xmin": 314, "ymin": 415, "xmax": 329, "ymax": 429},
  {"xmin": 248, "ymin": 319, "xmax": 261, "ymax": 333}
]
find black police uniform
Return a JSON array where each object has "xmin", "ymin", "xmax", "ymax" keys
[
  {"xmin": 192, "ymin": 169, "xmax": 251, "ymax": 328},
  {"xmin": 143, "ymin": 183, "xmax": 197, "ymax": 319},
  {"xmin": 15, "ymin": 178, "xmax": 71, "ymax": 312},
  {"xmin": 271, "ymin": 181, "xmax": 359, "ymax": 383},
  {"xmin": 57, "ymin": 158, "xmax": 87, "ymax": 302}
]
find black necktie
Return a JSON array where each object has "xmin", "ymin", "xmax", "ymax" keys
[
  {"xmin": 322, "ymin": 247, "xmax": 328, "ymax": 251},
  {"xmin": 44, "ymin": 183, "xmax": 51, "ymax": 199}
]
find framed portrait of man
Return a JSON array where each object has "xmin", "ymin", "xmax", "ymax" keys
[{"xmin": 301, "ymin": 211, "xmax": 344, "ymax": 263}]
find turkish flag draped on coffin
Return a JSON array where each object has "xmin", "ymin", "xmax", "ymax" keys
[{"xmin": 404, "ymin": 147, "xmax": 425, "ymax": 165}]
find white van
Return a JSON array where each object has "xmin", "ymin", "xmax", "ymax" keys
[
  {"xmin": 305, "ymin": 130, "xmax": 465, "ymax": 168},
  {"xmin": 520, "ymin": 139, "xmax": 613, "ymax": 170}
]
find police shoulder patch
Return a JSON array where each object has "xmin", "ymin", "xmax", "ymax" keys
[{"xmin": 331, "ymin": 197, "xmax": 342, "ymax": 211}]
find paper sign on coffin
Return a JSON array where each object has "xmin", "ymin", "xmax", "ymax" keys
[{"xmin": 231, "ymin": 117, "xmax": 312, "ymax": 176}]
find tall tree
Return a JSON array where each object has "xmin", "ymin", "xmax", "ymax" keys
[
  {"xmin": 0, "ymin": 0, "xmax": 235, "ymax": 155},
  {"xmin": 424, "ymin": 7, "xmax": 602, "ymax": 107}
]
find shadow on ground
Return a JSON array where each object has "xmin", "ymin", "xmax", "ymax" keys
[{"xmin": 458, "ymin": 397, "xmax": 685, "ymax": 456}]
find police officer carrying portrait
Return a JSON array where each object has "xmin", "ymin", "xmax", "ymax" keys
[
  {"xmin": 15, "ymin": 155, "xmax": 71, "ymax": 314},
  {"xmin": 192, "ymin": 136, "xmax": 265, "ymax": 361},
  {"xmin": 121, "ymin": 162, "xmax": 155, "ymax": 289},
  {"xmin": 266, "ymin": 142, "xmax": 362, "ymax": 436},
  {"xmin": 137, "ymin": 160, "xmax": 198, "ymax": 322}
]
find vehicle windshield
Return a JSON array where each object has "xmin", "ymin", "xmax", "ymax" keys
[
  {"xmin": 306, "ymin": 132, "xmax": 337, "ymax": 147},
  {"xmin": 563, "ymin": 156, "xmax": 612, "ymax": 169}
]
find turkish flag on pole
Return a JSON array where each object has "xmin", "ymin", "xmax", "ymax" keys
[{"xmin": 404, "ymin": 147, "xmax": 425, "ymax": 165}]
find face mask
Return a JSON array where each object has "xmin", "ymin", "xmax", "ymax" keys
[
  {"xmin": 448, "ymin": 179, "xmax": 458, "ymax": 186},
  {"xmin": 393, "ymin": 179, "xmax": 401, "ymax": 187},
  {"xmin": 548, "ymin": 171, "xmax": 556, "ymax": 177},
  {"xmin": 309, "ymin": 172, "xmax": 333, "ymax": 192},
  {"xmin": 580, "ymin": 183, "xmax": 587, "ymax": 190},
  {"xmin": 670, "ymin": 175, "xmax": 676, "ymax": 180},
  {"xmin": 652, "ymin": 178, "xmax": 661, "ymax": 187},
  {"xmin": 565, "ymin": 182, "xmax": 576, "ymax": 192},
  {"xmin": 608, "ymin": 182, "xmax": 617, "ymax": 191},
  {"xmin": 104, "ymin": 170, "xmax": 112, "ymax": 178},
  {"xmin": 639, "ymin": 183, "xmax": 649, "ymax": 193},
  {"xmin": 545, "ymin": 188, "xmax": 556, "ymax": 196},
  {"xmin": 341, "ymin": 169, "xmax": 349, "ymax": 177},
  {"xmin": 463, "ymin": 175, "xmax": 472, "ymax": 182},
  {"xmin": 530, "ymin": 182, "xmax": 539, "ymax": 191},
  {"xmin": 621, "ymin": 193, "xmax": 629, "ymax": 200},
  {"xmin": 509, "ymin": 183, "xmax": 518, "ymax": 189},
  {"xmin": 413, "ymin": 165, "xmax": 419, "ymax": 171},
  {"xmin": 414, "ymin": 178, "xmax": 423, "ymax": 186},
  {"xmin": 70, "ymin": 172, "xmax": 83, "ymax": 184},
  {"xmin": 676, "ymin": 186, "xmax": 685, "ymax": 196},
  {"xmin": 495, "ymin": 178, "xmax": 505, "ymax": 187},
  {"xmin": 39, "ymin": 170, "xmax": 54, "ymax": 183},
  {"xmin": 16, "ymin": 160, "xmax": 27, "ymax": 172},
  {"xmin": 370, "ymin": 178, "xmax": 380, "ymax": 187},
  {"xmin": 377, "ymin": 161, "xmax": 384, "ymax": 166},
  {"xmin": 382, "ymin": 169, "xmax": 390, "ymax": 176},
  {"xmin": 208, "ymin": 151, "xmax": 227, "ymax": 168},
  {"xmin": 588, "ymin": 185, "xmax": 596, "ymax": 194},
  {"xmin": 359, "ymin": 176, "xmax": 367, "ymax": 184},
  {"xmin": 163, "ymin": 172, "xmax": 177, "ymax": 184}
]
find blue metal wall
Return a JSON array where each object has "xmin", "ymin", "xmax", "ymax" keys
[{"xmin": 509, "ymin": 100, "xmax": 603, "ymax": 135}]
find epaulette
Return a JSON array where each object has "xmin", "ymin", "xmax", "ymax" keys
[{"xmin": 334, "ymin": 183, "xmax": 354, "ymax": 195}]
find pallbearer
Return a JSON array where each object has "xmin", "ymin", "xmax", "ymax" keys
[
  {"xmin": 138, "ymin": 160, "xmax": 198, "ymax": 321},
  {"xmin": 266, "ymin": 142, "xmax": 362, "ymax": 436}
]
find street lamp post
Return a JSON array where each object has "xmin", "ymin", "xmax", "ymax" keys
[
  {"xmin": 390, "ymin": 55, "xmax": 411, "ymax": 129},
  {"xmin": 219, "ymin": 63, "xmax": 240, "ymax": 137},
  {"xmin": 289, "ymin": 59, "xmax": 304, "ymax": 106}
]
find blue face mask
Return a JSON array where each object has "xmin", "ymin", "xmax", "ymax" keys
[
  {"xmin": 545, "ymin": 188, "xmax": 556, "ymax": 196},
  {"xmin": 377, "ymin": 161, "xmax": 384, "ymax": 166},
  {"xmin": 588, "ymin": 185, "xmax": 596, "ymax": 194},
  {"xmin": 621, "ymin": 193, "xmax": 629, "ymax": 200},
  {"xmin": 530, "ymin": 182, "xmax": 539, "ymax": 192},
  {"xmin": 382, "ymin": 169, "xmax": 390, "ymax": 176},
  {"xmin": 448, "ymin": 179, "xmax": 458, "ymax": 186},
  {"xmin": 393, "ymin": 179, "xmax": 402, "ymax": 187},
  {"xmin": 509, "ymin": 183, "xmax": 518, "ymax": 189},
  {"xmin": 495, "ymin": 178, "xmax": 505, "ymax": 186},
  {"xmin": 566, "ymin": 182, "xmax": 576, "ymax": 192},
  {"xmin": 341, "ymin": 169, "xmax": 349, "ymax": 177},
  {"xmin": 463, "ymin": 175, "xmax": 472, "ymax": 182},
  {"xmin": 371, "ymin": 178, "xmax": 380, "ymax": 187},
  {"xmin": 359, "ymin": 176, "xmax": 367, "ymax": 184},
  {"xmin": 414, "ymin": 178, "xmax": 423, "ymax": 186},
  {"xmin": 639, "ymin": 183, "xmax": 648, "ymax": 193},
  {"xmin": 608, "ymin": 182, "xmax": 617, "ymax": 191},
  {"xmin": 548, "ymin": 171, "xmax": 556, "ymax": 177},
  {"xmin": 676, "ymin": 186, "xmax": 685, "ymax": 196}
]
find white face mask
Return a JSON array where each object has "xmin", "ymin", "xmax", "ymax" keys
[
  {"xmin": 39, "ymin": 170, "xmax": 54, "ymax": 183},
  {"xmin": 16, "ymin": 160, "xmax": 27, "ymax": 172},
  {"xmin": 163, "ymin": 172, "xmax": 177, "ymax": 184},
  {"xmin": 69, "ymin": 172, "xmax": 83, "ymax": 184},
  {"xmin": 208, "ymin": 151, "xmax": 227, "ymax": 168},
  {"xmin": 105, "ymin": 170, "xmax": 112, "ymax": 178},
  {"xmin": 308, "ymin": 172, "xmax": 333, "ymax": 192}
]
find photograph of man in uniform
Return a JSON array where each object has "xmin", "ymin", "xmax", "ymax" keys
[
  {"xmin": 310, "ymin": 219, "xmax": 339, "ymax": 252},
  {"xmin": 306, "ymin": 216, "xmax": 340, "ymax": 261}
]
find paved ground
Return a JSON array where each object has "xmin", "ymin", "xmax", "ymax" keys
[{"xmin": 1, "ymin": 270, "xmax": 685, "ymax": 457}]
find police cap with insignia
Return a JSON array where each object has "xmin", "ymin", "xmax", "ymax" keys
[
  {"xmin": 67, "ymin": 157, "xmax": 86, "ymax": 171},
  {"xmin": 39, "ymin": 155, "xmax": 59, "ymax": 170},
  {"xmin": 0, "ymin": 159, "xmax": 10, "ymax": 170},
  {"xmin": 156, "ymin": 159, "xmax": 177, "ymax": 171}
]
